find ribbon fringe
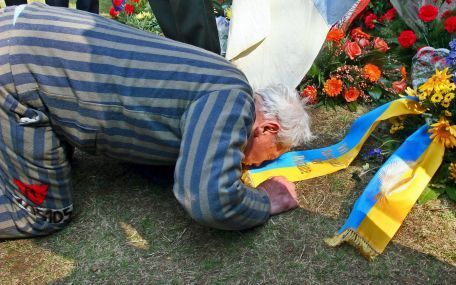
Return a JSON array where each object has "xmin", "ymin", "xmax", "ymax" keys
[{"xmin": 324, "ymin": 229, "xmax": 381, "ymax": 261}]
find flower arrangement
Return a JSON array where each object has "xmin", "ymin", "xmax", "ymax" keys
[
  {"xmin": 109, "ymin": 0, "xmax": 161, "ymax": 34},
  {"xmin": 354, "ymin": 0, "xmax": 455, "ymax": 55},
  {"xmin": 300, "ymin": 26, "xmax": 406, "ymax": 111},
  {"xmin": 402, "ymin": 66, "xmax": 456, "ymax": 202},
  {"xmin": 375, "ymin": 36, "xmax": 456, "ymax": 203}
]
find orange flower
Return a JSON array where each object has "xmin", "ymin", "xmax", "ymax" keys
[
  {"xmin": 364, "ymin": 64, "xmax": 382, "ymax": 82},
  {"xmin": 323, "ymin": 77, "xmax": 343, "ymax": 97},
  {"xmin": 343, "ymin": 87, "xmax": 360, "ymax": 102},
  {"xmin": 326, "ymin": 27, "xmax": 344, "ymax": 43},
  {"xmin": 400, "ymin": 66, "xmax": 407, "ymax": 81},
  {"xmin": 428, "ymin": 117, "xmax": 456, "ymax": 148},
  {"xmin": 350, "ymin": 27, "xmax": 371, "ymax": 40},
  {"xmin": 300, "ymin": 85, "xmax": 318, "ymax": 104}
]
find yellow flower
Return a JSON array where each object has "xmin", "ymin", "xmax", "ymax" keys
[
  {"xmin": 419, "ymin": 68, "xmax": 455, "ymax": 94},
  {"xmin": 445, "ymin": 110, "xmax": 453, "ymax": 117},
  {"xmin": 428, "ymin": 117, "xmax": 456, "ymax": 148},
  {"xmin": 418, "ymin": 91, "xmax": 428, "ymax": 101},
  {"xmin": 389, "ymin": 117, "xmax": 404, "ymax": 134},
  {"xmin": 442, "ymin": 100, "xmax": 450, "ymax": 108},
  {"xmin": 225, "ymin": 7, "xmax": 232, "ymax": 20},
  {"xmin": 404, "ymin": 87, "xmax": 418, "ymax": 97},
  {"xmin": 444, "ymin": 92, "xmax": 455, "ymax": 101},
  {"xmin": 431, "ymin": 92, "xmax": 444, "ymax": 103},
  {"xmin": 449, "ymin": 163, "xmax": 456, "ymax": 182}
]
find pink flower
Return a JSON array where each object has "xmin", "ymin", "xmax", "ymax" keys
[
  {"xmin": 392, "ymin": 81, "xmax": 407, "ymax": 93},
  {"xmin": 374, "ymin": 37, "xmax": 389, "ymax": 52},
  {"xmin": 344, "ymin": 41, "xmax": 362, "ymax": 60},
  {"xmin": 358, "ymin": 38, "xmax": 370, "ymax": 48}
]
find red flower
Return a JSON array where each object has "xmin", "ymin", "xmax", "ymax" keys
[
  {"xmin": 344, "ymin": 41, "xmax": 362, "ymax": 60},
  {"xmin": 113, "ymin": 0, "xmax": 123, "ymax": 6},
  {"xmin": 380, "ymin": 8, "xmax": 396, "ymax": 23},
  {"xmin": 350, "ymin": 27, "xmax": 371, "ymax": 40},
  {"xmin": 447, "ymin": 0, "xmax": 453, "ymax": 4},
  {"xmin": 344, "ymin": 87, "xmax": 360, "ymax": 102},
  {"xmin": 445, "ymin": 16, "xmax": 456, "ymax": 33},
  {"xmin": 442, "ymin": 11, "xmax": 453, "ymax": 19},
  {"xmin": 109, "ymin": 6, "xmax": 120, "ymax": 18},
  {"xmin": 300, "ymin": 86, "xmax": 318, "ymax": 104},
  {"xmin": 374, "ymin": 37, "xmax": 389, "ymax": 52},
  {"xmin": 418, "ymin": 5, "xmax": 438, "ymax": 22},
  {"xmin": 397, "ymin": 30, "xmax": 417, "ymax": 48},
  {"xmin": 364, "ymin": 12, "xmax": 377, "ymax": 29},
  {"xmin": 124, "ymin": 4, "xmax": 134, "ymax": 15},
  {"xmin": 392, "ymin": 80, "xmax": 407, "ymax": 93}
]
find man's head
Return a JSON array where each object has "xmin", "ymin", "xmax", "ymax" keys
[{"xmin": 243, "ymin": 85, "xmax": 313, "ymax": 167}]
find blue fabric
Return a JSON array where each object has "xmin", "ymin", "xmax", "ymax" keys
[{"xmin": 312, "ymin": 0, "xmax": 360, "ymax": 26}]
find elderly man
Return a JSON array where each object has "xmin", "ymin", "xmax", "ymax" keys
[{"xmin": 0, "ymin": 3, "xmax": 312, "ymax": 238}]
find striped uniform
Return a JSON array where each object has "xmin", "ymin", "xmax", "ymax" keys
[{"xmin": 0, "ymin": 3, "xmax": 270, "ymax": 238}]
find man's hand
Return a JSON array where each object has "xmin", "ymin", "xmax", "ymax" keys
[{"xmin": 257, "ymin": 176, "xmax": 298, "ymax": 215}]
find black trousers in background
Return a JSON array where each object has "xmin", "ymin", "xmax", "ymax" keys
[
  {"xmin": 5, "ymin": 0, "xmax": 99, "ymax": 14},
  {"xmin": 45, "ymin": 0, "xmax": 99, "ymax": 13},
  {"xmin": 148, "ymin": 0, "xmax": 220, "ymax": 54},
  {"xmin": 5, "ymin": 0, "xmax": 26, "ymax": 5}
]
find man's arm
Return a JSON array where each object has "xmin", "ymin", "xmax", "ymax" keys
[{"xmin": 173, "ymin": 89, "xmax": 271, "ymax": 230}]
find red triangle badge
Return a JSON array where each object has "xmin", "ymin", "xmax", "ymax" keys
[{"xmin": 13, "ymin": 179, "xmax": 48, "ymax": 206}]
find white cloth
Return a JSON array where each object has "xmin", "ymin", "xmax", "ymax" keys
[{"xmin": 226, "ymin": 0, "xmax": 359, "ymax": 90}]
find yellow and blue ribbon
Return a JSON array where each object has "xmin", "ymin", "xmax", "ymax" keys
[
  {"xmin": 243, "ymin": 98, "xmax": 445, "ymax": 260},
  {"xmin": 243, "ymin": 98, "xmax": 424, "ymax": 187}
]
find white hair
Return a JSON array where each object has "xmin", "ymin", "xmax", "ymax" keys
[{"xmin": 254, "ymin": 84, "xmax": 314, "ymax": 147}]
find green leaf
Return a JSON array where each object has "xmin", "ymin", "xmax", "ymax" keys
[
  {"xmin": 368, "ymin": 86, "xmax": 383, "ymax": 100},
  {"xmin": 445, "ymin": 186, "xmax": 456, "ymax": 202},
  {"xmin": 347, "ymin": 102, "xmax": 358, "ymax": 112},
  {"xmin": 418, "ymin": 186, "xmax": 444, "ymax": 205},
  {"xmin": 307, "ymin": 64, "xmax": 320, "ymax": 78}
]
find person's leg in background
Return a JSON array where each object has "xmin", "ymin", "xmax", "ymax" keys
[
  {"xmin": 148, "ymin": 0, "xmax": 220, "ymax": 54},
  {"xmin": 45, "ymin": 0, "xmax": 99, "ymax": 13},
  {"xmin": 45, "ymin": 0, "xmax": 69, "ymax": 8},
  {"xmin": 76, "ymin": 0, "xmax": 98, "ymax": 14},
  {"xmin": 4, "ymin": 0, "xmax": 27, "ymax": 6}
]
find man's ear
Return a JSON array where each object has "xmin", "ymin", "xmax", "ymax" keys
[{"xmin": 260, "ymin": 121, "xmax": 280, "ymax": 135}]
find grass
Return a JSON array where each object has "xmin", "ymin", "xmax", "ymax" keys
[
  {"xmin": 1, "ymin": 107, "xmax": 455, "ymax": 284},
  {"xmin": 0, "ymin": 1, "xmax": 455, "ymax": 284}
]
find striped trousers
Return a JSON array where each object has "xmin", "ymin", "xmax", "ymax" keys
[{"xmin": 0, "ymin": 6, "xmax": 73, "ymax": 238}]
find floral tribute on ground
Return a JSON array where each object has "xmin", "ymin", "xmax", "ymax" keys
[{"xmin": 247, "ymin": 0, "xmax": 456, "ymax": 260}]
